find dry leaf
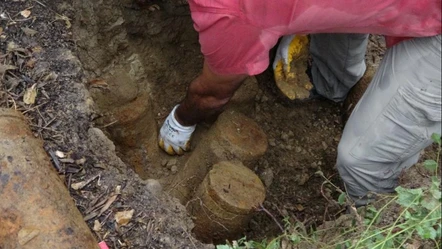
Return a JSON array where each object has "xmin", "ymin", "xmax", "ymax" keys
[
  {"xmin": 0, "ymin": 64, "xmax": 17, "ymax": 74},
  {"xmin": 32, "ymin": 46, "xmax": 43, "ymax": 54},
  {"xmin": 21, "ymin": 27, "xmax": 38, "ymax": 36},
  {"xmin": 115, "ymin": 209, "xmax": 134, "ymax": 226},
  {"xmin": 71, "ymin": 174, "xmax": 99, "ymax": 190},
  {"xmin": 20, "ymin": 10, "xmax": 31, "ymax": 18},
  {"xmin": 99, "ymin": 194, "xmax": 118, "ymax": 216},
  {"xmin": 55, "ymin": 14, "xmax": 71, "ymax": 29},
  {"xmin": 71, "ymin": 181, "xmax": 87, "ymax": 190},
  {"xmin": 23, "ymin": 84, "xmax": 37, "ymax": 104},
  {"xmin": 26, "ymin": 58, "xmax": 37, "ymax": 68},
  {"xmin": 93, "ymin": 220, "xmax": 102, "ymax": 231},
  {"xmin": 295, "ymin": 204, "xmax": 305, "ymax": 211}
]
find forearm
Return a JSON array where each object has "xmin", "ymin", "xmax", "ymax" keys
[{"xmin": 176, "ymin": 61, "xmax": 247, "ymax": 126}]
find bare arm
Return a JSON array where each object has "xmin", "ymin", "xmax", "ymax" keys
[{"xmin": 175, "ymin": 61, "xmax": 247, "ymax": 126}]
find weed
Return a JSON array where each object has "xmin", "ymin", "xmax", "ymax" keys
[{"xmin": 218, "ymin": 133, "xmax": 441, "ymax": 249}]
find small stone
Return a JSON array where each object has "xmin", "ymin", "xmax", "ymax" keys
[
  {"xmin": 260, "ymin": 95, "xmax": 269, "ymax": 103},
  {"xmin": 297, "ymin": 173, "xmax": 310, "ymax": 185},
  {"xmin": 146, "ymin": 179, "xmax": 163, "ymax": 196},
  {"xmin": 161, "ymin": 159, "xmax": 168, "ymax": 167},
  {"xmin": 170, "ymin": 165, "xmax": 178, "ymax": 174},
  {"xmin": 288, "ymin": 131, "xmax": 294, "ymax": 137},
  {"xmin": 268, "ymin": 139, "xmax": 276, "ymax": 147},
  {"xmin": 322, "ymin": 141, "xmax": 328, "ymax": 150},
  {"xmin": 167, "ymin": 159, "xmax": 177, "ymax": 169},
  {"xmin": 260, "ymin": 168, "xmax": 274, "ymax": 187},
  {"xmin": 295, "ymin": 147, "xmax": 302, "ymax": 153},
  {"xmin": 310, "ymin": 162, "xmax": 318, "ymax": 169},
  {"xmin": 281, "ymin": 133, "xmax": 289, "ymax": 142},
  {"xmin": 167, "ymin": 158, "xmax": 177, "ymax": 166}
]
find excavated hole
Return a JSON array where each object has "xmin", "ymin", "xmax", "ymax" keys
[{"xmin": 73, "ymin": 0, "xmax": 266, "ymax": 244}]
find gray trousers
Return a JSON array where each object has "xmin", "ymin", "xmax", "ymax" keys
[{"xmin": 310, "ymin": 34, "xmax": 442, "ymax": 206}]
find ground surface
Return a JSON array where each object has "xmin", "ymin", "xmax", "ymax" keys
[{"xmin": 0, "ymin": 1, "xmax": 437, "ymax": 249}]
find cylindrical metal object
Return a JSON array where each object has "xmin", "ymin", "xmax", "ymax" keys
[
  {"xmin": 107, "ymin": 92, "xmax": 157, "ymax": 148},
  {"xmin": 0, "ymin": 108, "xmax": 98, "ymax": 249},
  {"xmin": 167, "ymin": 110, "xmax": 268, "ymax": 203},
  {"xmin": 103, "ymin": 92, "xmax": 160, "ymax": 179},
  {"xmin": 187, "ymin": 161, "xmax": 266, "ymax": 243}
]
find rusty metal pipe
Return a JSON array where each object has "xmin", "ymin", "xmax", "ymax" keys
[{"xmin": 0, "ymin": 108, "xmax": 98, "ymax": 249}]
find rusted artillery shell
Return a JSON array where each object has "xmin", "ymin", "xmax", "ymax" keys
[
  {"xmin": 188, "ymin": 161, "xmax": 266, "ymax": 243},
  {"xmin": 167, "ymin": 110, "xmax": 268, "ymax": 203},
  {"xmin": 0, "ymin": 108, "xmax": 98, "ymax": 249}
]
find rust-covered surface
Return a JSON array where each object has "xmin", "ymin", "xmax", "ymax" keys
[
  {"xmin": 188, "ymin": 161, "xmax": 266, "ymax": 243},
  {"xmin": 167, "ymin": 110, "xmax": 268, "ymax": 203},
  {"xmin": 0, "ymin": 108, "xmax": 98, "ymax": 249}
]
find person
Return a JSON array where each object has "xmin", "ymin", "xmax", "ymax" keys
[{"xmin": 157, "ymin": 0, "xmax": 441, "ymax": 205}]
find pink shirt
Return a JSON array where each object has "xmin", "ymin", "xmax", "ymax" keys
[{"xmin": 189, "ymin": 0, "xmax": 441, "ymax": 75}]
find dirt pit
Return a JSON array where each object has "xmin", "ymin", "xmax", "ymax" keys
[
  {"xmin": 0, "ymin": 0, "xmax": 394, "ymax": 248},
  {"xmin": 73, "ymin": 0, "xmax": 349, "ymax": 242}
]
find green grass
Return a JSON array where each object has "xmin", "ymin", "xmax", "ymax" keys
[{"xmin": 218, "ymin": 133, "xmax": 442, "ymax": 249}]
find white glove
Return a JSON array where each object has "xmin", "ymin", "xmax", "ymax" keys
[
  {"xmin": 272, "ymin": 34, "xmax": 297, "ymax": 73},
  {"xmin": 158, "ymin": 105, "xmax": 196, "ymax": 155},
  {"xmin": 272, "ymin": 34, "xmax": 312, "ymax": 100}
]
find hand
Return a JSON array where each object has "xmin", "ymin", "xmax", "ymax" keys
[
  {"xmin": 272, "ymin": 34, "xmax": 313, "ymax": 100},
  {"xmin": 158, "ymin": 105, "xmax": 196, "ymax": 155}
]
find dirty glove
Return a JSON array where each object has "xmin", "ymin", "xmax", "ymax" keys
[
  {"xmin": 158, "ymin": 105, "xmax": 196, "ymax": 155},
  {"xmin": 272, "ymin": 34, "xmax": 313, "ymax": 100}
]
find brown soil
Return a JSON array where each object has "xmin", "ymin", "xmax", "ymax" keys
[{"xmin": 1, "ymin": 0, "xmax": 434, "ymax": 248}]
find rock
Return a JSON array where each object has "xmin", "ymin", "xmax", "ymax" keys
[
  {"xmin": 281, "ymin": 133, "xmax": 289, "ymax": 142},
  {"xmin": 322, "ymin": 141, "xmax": 328, "ymax": 150},
  {"xmin": 268, "ymin": 139, "xmax": 276, "ymax": 147},
  {"xmin": 260, "ymin": 95, "xmax": 269, "ymax": 103},
  {"xmin": 146, "ymin": 179, "xmax": 163, "ymax": 196},
  {"xmin": 167, "ymin": 159, "xmax": 177, "ymax": 169},
  {"xmin": 295, "ymin": 147, "xmax": 302, "ymax": 153},
  {"xmin": 310, "ymin": 162, "xmax": 318, "ymax": 169},
  {"xmin": 170, "ymin": 165, "xmax": 178, "ymax": 174},
  {"xmin": 161, "ymin": 159, "xmax": 168, "ymax": 167},
  {"xmin": 260, "ymin": 168, "xmax": 274, "ymax": 187},
  {"xmin": 297, "ymin": 173, "xmax": 310, "ymax": 185}
]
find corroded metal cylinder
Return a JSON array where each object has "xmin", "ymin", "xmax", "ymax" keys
[
  {"xmin": 0, "ymin": 108, "xmax": 98, "ymax": 249},
  {"xmin": 187, "ymin": 161, "xmax": 266, "ymax": 243},
  {"xmin": 167, "ymin": 110, "xmax": 268, "ymax": 203}
]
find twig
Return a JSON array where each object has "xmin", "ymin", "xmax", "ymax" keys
[
  {"xmin": 98, "ymin": 120, "xmax": 118, "ymax": 128},
  {"xmin": 32, "ymin": 0, "xmax": 47, "ymax": 7},
  {"xmin": 181, "ymin": 225, "xmax": 198, "ymax": 249},
  {"xmin": 257, "ymin": 203, "xmax": 285, "ymax": 233}
]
